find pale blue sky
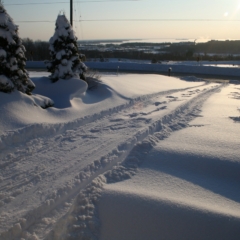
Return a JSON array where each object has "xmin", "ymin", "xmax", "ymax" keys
[{"xmin": 4, "ymin": 0, "xmax": 240, "ymax": 41}]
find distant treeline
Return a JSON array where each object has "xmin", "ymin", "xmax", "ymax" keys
[
  {"xmin": 22, "ymin": 38, "xmax": 50, "ymax": 61},
  {"xmin": 116, "ymin": 40, "xmax": 240, "ymax": 54},
  {"xmin": 22, "ymin": 38, "xmax": 240, "ymax": 62},
  {"xmin": 106, "ymin": 42, "xmax": 172, "ymax": 48},
  {"xmin": 193, "ymin": 40, "xmax": 240, "ymax": 54}
]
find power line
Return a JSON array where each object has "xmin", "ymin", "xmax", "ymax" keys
[
  {"xmin": 15, "ymin": 19, "xmax": 240, "ymax": 23},
  {"xmin": 16, "ymin": 20, "xmax": 55, "ymax": 23},
  {"xmin": 5, "ymin": 0, "xmax": 142, "ymax": 6},
  {"xmin": 77, "ymin": 2, "xmax": 85, "ymax": 40},
  {"xmin": 79, "ymin": 19, "xmax": 240, "ymax": 22}
]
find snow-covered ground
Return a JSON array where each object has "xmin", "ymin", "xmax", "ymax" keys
[{"xmin": 0, "ymin": 72, "xmax": 240, "ymax": 240}]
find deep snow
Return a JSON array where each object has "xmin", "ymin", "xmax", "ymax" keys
[
  {"xmin": 99, "ymin": 84, "xmax": 240, "ymax": 240},
  {"xmin": 0, "ymin": 71, "xmax": 240, "ymax": 240}
]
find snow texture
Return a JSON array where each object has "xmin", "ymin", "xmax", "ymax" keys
[{"xmin": 0, "ymin": 70, "xmax": 240, "ymax": 240}]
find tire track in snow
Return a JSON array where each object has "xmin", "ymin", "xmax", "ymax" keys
[
  {"xmin": 0, "ymin": 83, "xmax": 222, "ymax": 239},
  {"xmin": 0, "ymin": 85, "xmax": 208, "ymax": 189},
  {"xmin": 46, "ymin": 84, "xmax": 224, "ymax": 240},
  {"xmin": 0, "ymin": 85, "xmax": 207, "ymax": 183}
]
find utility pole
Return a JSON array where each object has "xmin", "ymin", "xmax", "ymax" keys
[{"xmin": 70, "ymin": 0, "xmax": 73, "ymax": 26}]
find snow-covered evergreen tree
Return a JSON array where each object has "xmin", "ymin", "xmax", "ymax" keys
[
  {"xmin": 0, "ymin": 3, "xmax": 35, "ymax": 94},
  {"xmin": 45, "ymin": 14, "xmax": 87, "ymax": 82}
]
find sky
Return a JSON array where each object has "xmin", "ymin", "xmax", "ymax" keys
[{"xmin": 4, "ymin": 0, "xmax": 240, "ymax": 42}]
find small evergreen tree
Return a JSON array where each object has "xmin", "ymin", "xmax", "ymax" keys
[
  {"xmin": 45, "ymin": 14, "xmax": 87, "ymax": 82},
  {"xmin": 0, "ymin": 3, "xmax": 35, "ymax": 94}
]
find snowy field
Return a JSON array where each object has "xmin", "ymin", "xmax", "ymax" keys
[{"xmin": 0, "ymin": 72, "xmax": 240, "ymax": 240}]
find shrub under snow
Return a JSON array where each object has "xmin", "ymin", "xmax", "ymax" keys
[
  {"xmin": 45, "ymin": 14, "xmax": 87, "ymax": 82},
  {"xmin": 0, "ymin": 4, "xmax": 35, "ymax": 94}
]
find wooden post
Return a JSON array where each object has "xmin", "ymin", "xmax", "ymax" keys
[{"xmin": 70, "ymin": 0, "xmax": 73, "ymax": 26}]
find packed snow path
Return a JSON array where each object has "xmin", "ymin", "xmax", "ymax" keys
[{"xmin": 0, "ymin": 82, "xmax": 223, "ymax": 239}]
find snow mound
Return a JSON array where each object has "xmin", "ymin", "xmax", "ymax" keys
[
  {"xmin": 0, "ymin": 90, "xmax": 53, "ymax": 132},
  {"xmin": 32, "ymin": 77, "xmax": 88, "ymax": 108},
  {"xmin": 0, "ymin": 77, "xmax": 88, "ymax": 136},
  {"xmin": 99, "ymin": 187, "xmax": 240, "ymax": 240}
]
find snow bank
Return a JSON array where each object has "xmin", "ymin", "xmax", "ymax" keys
[
  {"xmin": 33, "ymin": 77, "xmax": 88, "ymax": 108},
  {"xmin": 99, "ymin": 188, "xmax": 240, "ymax": 240},
  {"xmin": 0, "ymin": 90, "xmax": 53, "ymax": 132},
  {"xmin": 85, "ymin": 62, "xmax": 240, "ymax": 78},
  {"xmin": 26, "ymin": 61, "xmax": 240, "ymax": 78}
]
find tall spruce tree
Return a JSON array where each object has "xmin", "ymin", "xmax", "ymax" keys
[
  {"xmin": 45, "ymin": 14, "xmax": 87, "ymax": 82},
  {"xmin": 0, "ymin": 3, "xmax": 35, "ymax": 94}
]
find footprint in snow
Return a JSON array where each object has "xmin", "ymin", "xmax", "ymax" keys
[
  {"xmin": 81, "ymin": 134, "xmax": 98, "ymax": 139},
  {"xmin": 157, "ymin": 106, "xmax": 167, "ymax": 111},
  {"xmin": 181, "ymin": 94, "xmax": 191, "ymax": 97},
  {"xmin": 90, "ymin": 128, "xmax": 101, "ymax": 133},
  {"xmin": 154, "ymin": 101, "xmax": 167, "ymax": 106},
  {"xmin": 110, "ymin": 118, "xmax": 124, "ymax": 122},
  {"xmin": 229, "ymin": 92, "xmax": 240, "ymax": 99},
  {"xmin": 128, "ymin": 113, "xmax": 139, "ymax": 118},
  {"xmin": 189, "ymin": 124, "xmax": 205, "ymax": 128}
]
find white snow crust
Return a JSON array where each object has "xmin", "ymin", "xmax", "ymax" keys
[{"xmin": 0, "ymin": 70, "xmax": 240, "ymax": 240}]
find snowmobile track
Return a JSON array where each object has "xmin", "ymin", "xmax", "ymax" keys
[
  {"xmin": 0, "ymin": 83, "xmax": 207, "ymax": 153},
  {"xmin": 0, "ymin": 83, "xmax": 223, "ymax": 239}
]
